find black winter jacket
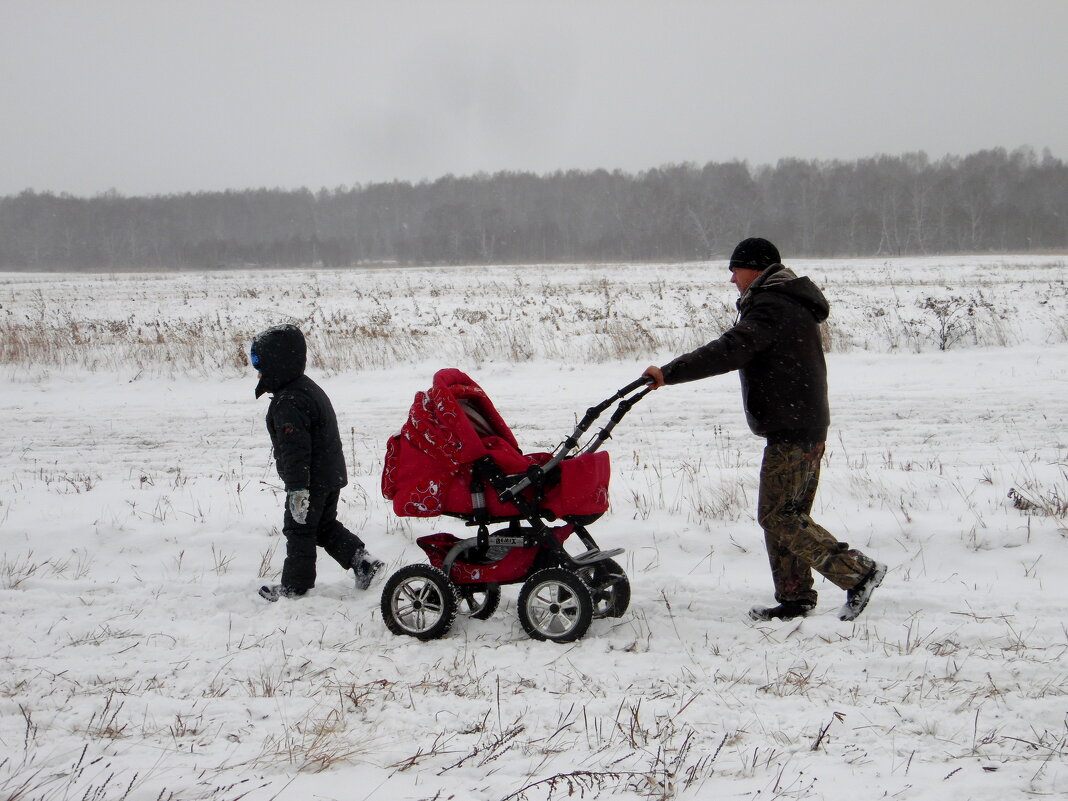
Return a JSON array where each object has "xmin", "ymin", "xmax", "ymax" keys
[
  {"xmin": 252, "ymin": 325, "xmax": 348, "ymax": 491},
  {"xmin": 661, "ymin": 264, "xmax": 831, "ymax": 442}
]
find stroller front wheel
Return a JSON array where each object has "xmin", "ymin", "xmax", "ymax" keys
[
  {"xmin": 518, "ymin": 568, "xmax": 594, "ymax": 643},
  {"xmin": 580, "ymin": 559, "xmax": 627, "ymax": 619},
  {"xmin": 576, "ymin": 558, "xmax": 631, "ymax": 619},
  {"xmin": 381, "ymin": 564, "xmax": 458, "ymax": 640}
]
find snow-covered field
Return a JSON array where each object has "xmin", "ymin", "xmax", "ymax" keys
[{"xmin": 1, "ymin": 256, "xmax": 1066, "ymax": 801}]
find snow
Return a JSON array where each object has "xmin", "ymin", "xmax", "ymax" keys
[{"xmin": 1, "ymin": 256, "xmax": 1066, "ymax": 800}]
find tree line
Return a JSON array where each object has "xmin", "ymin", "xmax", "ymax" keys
[{"xmin": 1, "ymin": 146, "xmax": 1065, "ymax": 271}]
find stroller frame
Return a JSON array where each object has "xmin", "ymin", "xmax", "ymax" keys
[{"xmin": 381, "ymin": 375, "xmax": 652, "ymax": 643}]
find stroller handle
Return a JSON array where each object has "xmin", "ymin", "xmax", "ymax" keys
[
  {"xmin": 570, "ymin": 375, "xmax": 654, "ymax": 447},
  {"xmin": 577, "ymin": 381, "xmax": 654, "ymax": 456},
  {"xmin": 618, "ymin": 375, "xmax": 655, "ymax": 395},
  {"xmin": 497, "ymin": 375, "xmax": 654, "ymax": 503}
]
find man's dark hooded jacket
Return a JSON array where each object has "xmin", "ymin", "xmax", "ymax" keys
[
  {"xmin": 253, "ymin": 325, "xmax": 347, "ymax": 491},
  {"xmin": 661, "ymin": 264, "xmax": 830, "ymax": 442}
]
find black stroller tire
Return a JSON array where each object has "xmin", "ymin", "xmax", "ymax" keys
[
  {"xmin": 577, "ymin": 558, "xmax": 631, "ymax": 619},
  {"xmin": 381, "ymin": 564, "xmax": 458, "ymax": 640},
  {"xmin": 458, "ymin": 584, "xmax": 502, "ymax": 620},
  {"xmin": 517, "ymin": 568, "xmax": 594, "ymax": 643}
]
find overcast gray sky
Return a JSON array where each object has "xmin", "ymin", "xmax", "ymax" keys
[{"xmin": 3, "ymin": 0, "xmax": 1066, "ymax": 197}]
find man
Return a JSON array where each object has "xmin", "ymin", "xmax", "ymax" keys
[{"xmin": 643, "ymin": 238, "xmax": 885, "ymax": 621}]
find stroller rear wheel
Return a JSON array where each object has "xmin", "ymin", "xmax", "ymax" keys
[
  {"xmin": 518, "ymin": 568, "xmax": 594, "ymax": 643},
  {"xmin": 458, "ymin": 584, "xmax": 502, "ymax": 620},
  {"xmin": 381, "ymin": 564, "xmax": 458, "ymax": 640},
  {"xmin": 576, "ymin": 558, "xmax": 630, "ymax": 619}
]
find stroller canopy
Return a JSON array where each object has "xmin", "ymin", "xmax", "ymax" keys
[{"xmin": 402, "ymin": 368, "xmax": 518, "ymax": 470}]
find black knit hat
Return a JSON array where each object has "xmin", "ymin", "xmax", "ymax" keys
[{"xmin": 728, "ymin": 237, "xmax": 781, "ymax": 271}]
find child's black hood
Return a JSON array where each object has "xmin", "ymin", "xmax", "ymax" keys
[{"xmin": 252, "ymin": 324, "xmax": 307, "ymax": 398}]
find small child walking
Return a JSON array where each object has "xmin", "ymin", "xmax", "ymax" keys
[{"xmin": 251, "ymin": 324, "xmax": 382, "ymax": 601}]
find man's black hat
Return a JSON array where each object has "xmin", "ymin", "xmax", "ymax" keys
[{"xmin": 728, "ymin": 237, "xmax": 781, "ymax": 271}]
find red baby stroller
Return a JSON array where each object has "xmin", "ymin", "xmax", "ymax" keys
[{"xmin": 380, "ymin": 369, "xmax": 652, "ymax": 643}]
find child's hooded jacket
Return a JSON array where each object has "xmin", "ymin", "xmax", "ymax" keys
[{"xmin": 252, "ymin": 325, "xmax": 347, "ymax": 491}]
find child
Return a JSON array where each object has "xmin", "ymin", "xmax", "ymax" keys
[{"xmin": 250, "ymin": 324, "xmax": 383, "ymax": 601}]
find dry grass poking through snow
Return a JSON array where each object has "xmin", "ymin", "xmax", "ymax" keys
[{"xmin": 1, "ymin": 256, "xmax": 1065, "ymax": 377}]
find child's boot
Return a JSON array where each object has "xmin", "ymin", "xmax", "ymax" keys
[
  {"xmin": 352, "ymin": 549, "xmax": 384, "ymax": 590},
  {"xmin": 258, "ymin": 584, "xmax": 305, "ymax": 602}
]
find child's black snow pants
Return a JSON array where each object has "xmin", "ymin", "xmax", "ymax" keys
[{"xmin": 281, "ymin": 488, "xmax": 365, "ymax": 593}]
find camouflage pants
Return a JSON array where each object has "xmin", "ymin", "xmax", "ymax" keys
[{"xmin": 758, "ymin": 441, "xmax": 875, "ymax": 604}]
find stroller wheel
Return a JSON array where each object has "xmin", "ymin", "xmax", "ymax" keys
[
  {"xmin": 576, "ymin": 558, "xmax": 631, "ymax": 619},
  {"xmin": 518, "ymin": 568, "xmax": 594, "ymax": 643},
  {"xmin": 458, "ymin": 584, "xmax": 502, "ymax": 620},
  {"xmin": 381, "ymin": 564, "xmax": 458, "ymax": 640}
]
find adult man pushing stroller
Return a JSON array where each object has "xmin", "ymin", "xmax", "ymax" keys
[
  {"xmin": 251, "ymin": 324, "xmax": 383, "ymax": 601},
  {"xmin": 644, "ymin": 238, "xmax": 885, "ymax": 622}
]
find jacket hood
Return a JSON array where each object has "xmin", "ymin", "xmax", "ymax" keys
[
  {"xmin": 739, "ymin": 264, "xmax": 829, "ymax": 322},
  {"xmin": 252, "ymin": 324, "xmax": 307, "ymax": 398}
]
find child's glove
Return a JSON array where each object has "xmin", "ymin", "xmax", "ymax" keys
[{"xmin": 287, "ymin": 489, "xmax": 310, "ymax": 524}]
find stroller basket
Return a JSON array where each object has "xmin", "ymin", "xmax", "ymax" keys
[{"xmin": 415, "ymin": 527, "xmax": 570, "ymax": 585}]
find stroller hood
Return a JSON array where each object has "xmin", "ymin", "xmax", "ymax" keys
[{"xmin": 397, "ymin": 368, "xmax": 518, "ymax": 470}]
